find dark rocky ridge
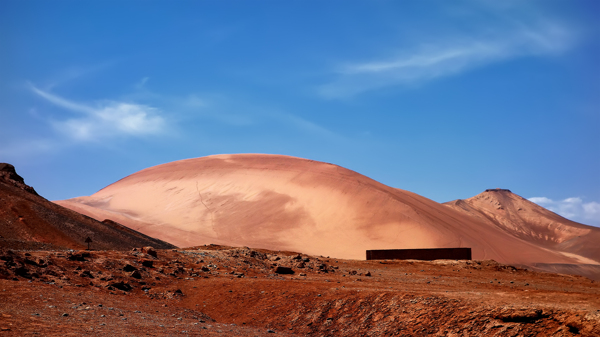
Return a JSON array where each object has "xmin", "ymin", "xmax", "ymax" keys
[
  {"xmin": 0, "ymin": 163, "xmax": 176, "ymax": 251},
  {"xmin": 0, "ymin": 163, "xmax": 38, "ymax": 195}
]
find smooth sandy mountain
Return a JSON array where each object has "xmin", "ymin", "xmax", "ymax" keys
[
  {"xmin": 0, "ymin": 163, "xmax": 175, "ymax": 251},
  {"xmin": 55, "ymin": 154, "xmax": 600, "ymax": 273}
]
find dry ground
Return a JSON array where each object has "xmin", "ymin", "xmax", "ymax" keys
[{"xmin": 1, "ymin": 245, "xmax": 599, "ymax": 336}]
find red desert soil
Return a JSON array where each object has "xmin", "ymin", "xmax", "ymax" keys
[
  {"xmin": 55, "ymin": 154, "xmax": 600, "ymax": 278},
  {"xmin": 0, "ymin": 246, "xmax": 598, "ymax": 336},
  {"xmin": 0, "ymin": 163, "xmax": 175, "ymax": 251}
]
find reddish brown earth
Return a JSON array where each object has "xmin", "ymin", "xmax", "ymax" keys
[
  {"xmin": 0, "ymin": 163, "xmax": 175, "ymax": 251},
  {"xmin": 0, "ymin": 246, "xmax": 599, "ymax": 336},
  {"xmin": 55, "ymin": 154, "xmax": 600, "ymax": 279}
]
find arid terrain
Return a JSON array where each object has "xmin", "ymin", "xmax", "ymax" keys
[
  {"xmin": 1, "ymin": 245, "xmax": 599, "ymax": 336},
  {"xmin": 2, "ymin": 157, "xmax": 600, "ymax": 336}
]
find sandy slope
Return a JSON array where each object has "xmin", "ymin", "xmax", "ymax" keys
[{"xmin": 55, "ymin": 154, "xmax": 599, "ymax": 269}]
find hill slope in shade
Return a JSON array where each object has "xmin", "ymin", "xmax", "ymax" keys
[
  {"xmin": 0, "ymin": 163, "xmax": 175, "ymax": 251},
  {"xmin": 54, "ymin": 154, "xmax": 600, "ymax": 270}
]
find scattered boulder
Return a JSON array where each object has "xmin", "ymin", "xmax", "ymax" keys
[
  {"xmin": 169, "ymin": 289, "xmax": 184, "ymax": 297},
  {"xmin": 141, "ymin": 247, "xmax": 158, "ymax": 258},
  {"xmin": 108, "ymin": 281, "xmax": 133, "ymax": 291},
  {"xmin": 67, "ymin": 252, "xmax": 90, "ymax": 262},
  {"xmin": 130, "ymin": 270, "xmax": 142, "ymax": 279}
]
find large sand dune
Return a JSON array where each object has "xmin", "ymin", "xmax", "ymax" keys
[{"xmin": 55, "ymin": 154, "xmax": 600, "ymax": 270}]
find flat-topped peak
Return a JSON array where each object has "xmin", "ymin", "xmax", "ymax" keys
[{"xmin": 484, "ymin": 188, "xmax": 512, "ymax": 193}]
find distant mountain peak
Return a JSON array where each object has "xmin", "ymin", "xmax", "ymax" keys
[{"xmin": 484, "ymin": 188, "xmax": 512, "ymax": 193}]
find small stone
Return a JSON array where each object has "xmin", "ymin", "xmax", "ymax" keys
[
  {"xmin": 140, "ymin": 260, "xmax": 154, "ymax": 268},
  {"xmin": 267, "ymin": 329, "xmax": 275, "ymax": 333},
  {"xmin": 123, "ymin": 264, "xmax": 137, "ymax": 272},
  {"xmin": 62, "ymin": 313, "xmax": 69, "ymax": 317},
  {"xmin": 130, "ymin": 270, "xmax": 142, "ymax": 279}
]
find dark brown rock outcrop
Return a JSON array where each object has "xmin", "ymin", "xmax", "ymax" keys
[
  {"xmin": 0, "ymin": 164, "xmax": 176, "ymax": 251},
  {"xmin": 0, "ymin": 163, "xmax": 38, "ymax": 195}
]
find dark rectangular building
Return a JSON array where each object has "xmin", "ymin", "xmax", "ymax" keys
[{"xmin": 366, "ymin": 248, "xmax": 471, "ymax": 261}]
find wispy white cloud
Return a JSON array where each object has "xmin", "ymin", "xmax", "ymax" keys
[
  {"xmin": 30, "ymin": 86, "xmax": 166, "ymax": 141},
  {"xmin": 529, "ymin": 196, "xmax": 600, "ymax": 226},
  {"xmin": 318, "ymin": 12, "xmax": 575, "ymax": 98}
]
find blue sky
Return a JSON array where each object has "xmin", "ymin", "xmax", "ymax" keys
[{"xmin": 1, "ymin": 0, "xmax": 599, "ymax": 226}]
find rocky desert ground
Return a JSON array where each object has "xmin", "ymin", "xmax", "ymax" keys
[{"xmin": 1, "ymin": 245, "xmax": 599, "ymax": 336}]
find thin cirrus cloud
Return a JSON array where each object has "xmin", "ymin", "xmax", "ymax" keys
[
  {"xmin": 528, "ymin": 197, "xmax": 600, "ymax": 226},
  {"xmin": 318, "ymin": 20, "xmax": 574, "ymax": 98},
  {"xmin": 30, "ymin": 85, "xmax": 166, "ymax": 141}
]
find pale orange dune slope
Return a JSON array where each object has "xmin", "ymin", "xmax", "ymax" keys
[{"xmin": 55, "ymin": 154, "xmax": 598, "ymax": 266}]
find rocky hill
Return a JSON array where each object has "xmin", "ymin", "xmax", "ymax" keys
[{"xmin": 0, "ymin": 163, "xmax": 175, "ymax": 251}]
